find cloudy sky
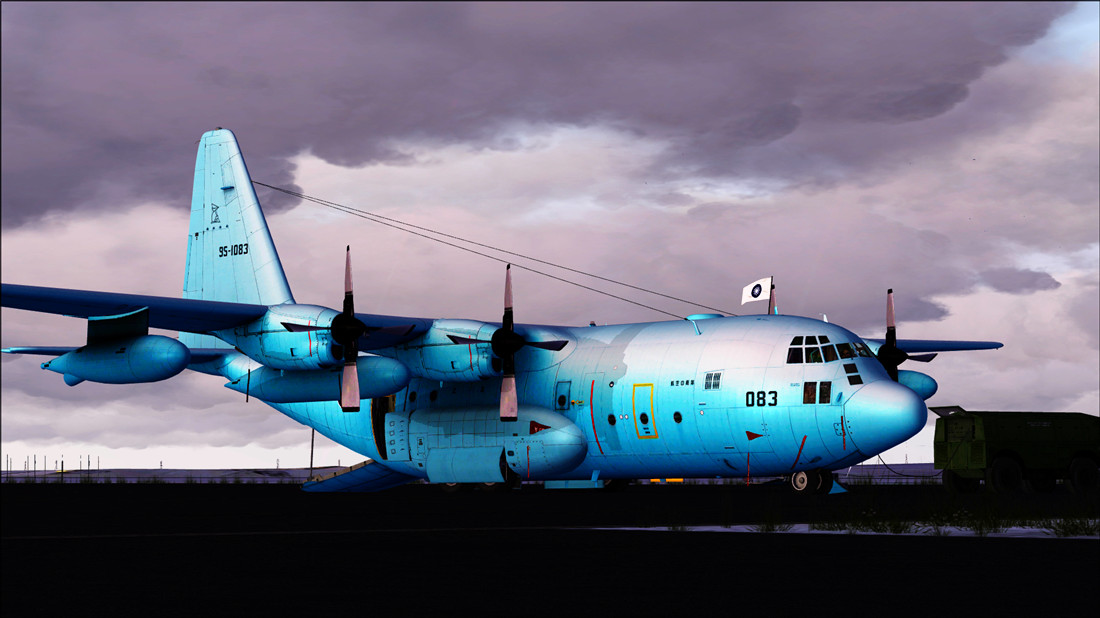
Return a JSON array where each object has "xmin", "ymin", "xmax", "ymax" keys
[{"xmin": 2, "ymin": 2, "xmax": 1097, "ymax": 471}]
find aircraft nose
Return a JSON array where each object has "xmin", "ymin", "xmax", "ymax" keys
[{"xmin": 844, "ymin": 379, "xmax": 927, "ymax": 457}]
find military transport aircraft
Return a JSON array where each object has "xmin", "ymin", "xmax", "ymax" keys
[{"xmin": 1, "ymin": 129, "xmax": 1002, "ymax": 493}]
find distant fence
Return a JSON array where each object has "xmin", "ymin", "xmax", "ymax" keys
[{"xmin": 3, "ymin": 464, "xmax": 944, "ymax": 486}]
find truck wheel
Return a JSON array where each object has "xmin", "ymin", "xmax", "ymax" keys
[
  {"xmin": 1069, "ymin": 458, "xmax": 1099, "ymax": 495},
  {"xmin": 943, "ymin": 470, "xmax": 980, "ymax": 494},
  {"xmin": 987, "ymin": 457, "xmax": 1023, "ymax": 494}
]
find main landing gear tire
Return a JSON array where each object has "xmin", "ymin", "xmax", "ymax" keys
[{"xmin": 790, "ymin": 470, "xmax": 833, "ymax": 495}]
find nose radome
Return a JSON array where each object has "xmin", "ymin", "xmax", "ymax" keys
[{"xmin": 844, "ymin": 379, "xmax": 928, "ymax": 457}]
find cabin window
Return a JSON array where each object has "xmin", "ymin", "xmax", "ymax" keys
[
  {"xmin": 819, "ymin": 381, "xmax": 832, "ymax": 404},
  {"xmin": 673, "ymin": 412, "xmax": 683, "ymax": 423},
  {"xmin": 803, "ymin": 382, "xmax": 817, "ymax": 404},
  {"xmin": 704, "ymin": 372, "xmax": 722, "ymax": 390}
]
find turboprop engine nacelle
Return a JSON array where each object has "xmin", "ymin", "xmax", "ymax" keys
[
  {"xmin": 898, "ymin": 370, "xmax": 938, "ymax": 401},
  {"xmin": 224, "ymin": 355, "xmax": 411, "ymax": 403},
  {"xmin": 224, "ymin": 304, "xmax": 342, "ymax": 371},
  {"xmin": 42, "ymin": 335, "xmax": 190, "ymax": 386},
  {"xmin": 389, "ymin": 319, "xmax": 501, "ymax": 382}
]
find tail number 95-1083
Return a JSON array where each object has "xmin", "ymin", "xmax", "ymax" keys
[{"xmin": 219, "ymin": 243, "xmax": 248, "ymax": 258}]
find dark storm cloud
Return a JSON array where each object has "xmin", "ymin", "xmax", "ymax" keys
[
  {"xmin": 1, "ymin": 2, "xmax": 1072, "ymax": 228},
  {"xmin": 980, "ymin": 267, "xmax": 1062, "ymax": 293}
]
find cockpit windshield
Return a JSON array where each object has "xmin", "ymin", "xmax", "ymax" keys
[{"xmin": 786, "ymin": 336, "xmax": 873, "ymax": 364}]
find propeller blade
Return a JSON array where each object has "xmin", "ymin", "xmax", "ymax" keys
[
  {"xmin": 340, "ymin": 361, "xmax": 360, "ymax": 412},
  {"xmin": 344, "ymin": 245, "xmax": 354, "ymax": 311},
  {"xmin": 886, "ymin": 288, "xmax": 896, "ymax": 333},
  {"xmin": 878, "ymin": 288, "xmax": 905, "ymax": 381},
  {"xmin": 909, "ymin": 353, "xmax": 938, "ymax": 363},
  {"xmin": 500, "ymin": 374, "xmax": 518, "ymax": 422}
]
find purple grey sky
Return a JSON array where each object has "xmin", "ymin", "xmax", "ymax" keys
[{"xmin": 2, "ymin": 2, "xmax": 1097, "ymax": 469}]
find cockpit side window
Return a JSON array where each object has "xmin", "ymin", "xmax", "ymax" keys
[
  {"xmin": 852, "ymin": 342, "xmax": 873, "ymax": 357},
  {"xmin": 786, "ymin": 347, "xmax": 804, "ymax": 364},
  {"xmin": 836, "ymin": 343, "xmax": 855, "ymax": 359},
  {"xmin": 822, "ymin": 345, "xmax": 838, "ymax": 363}
]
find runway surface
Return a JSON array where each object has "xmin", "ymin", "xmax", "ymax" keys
[{"xmin": 4, "ymin": 482, "xmax": 1097, "ymax": 617}]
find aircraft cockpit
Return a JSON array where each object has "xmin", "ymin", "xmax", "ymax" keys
[{"xmin": 785, "ymin": 335, "xmax": 874, "ymax": 365}]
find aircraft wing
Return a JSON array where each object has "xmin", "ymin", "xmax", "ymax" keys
[
  {"xmin": 2, "ymin": 283, "xmax": 269, "ymax": 333},
  {"xmin": 863, "ymin": 338, "xmax": 1003, "ymax": 353},
  {"xmin": 2, "ymin": 283, "xmax": 432, "ymax": 350}
]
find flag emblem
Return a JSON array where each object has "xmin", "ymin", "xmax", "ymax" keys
[{"xmin": 741, "ymin": 276, "xmax": 773, "ymax": 305}]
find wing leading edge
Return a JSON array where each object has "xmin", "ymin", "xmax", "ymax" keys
[{"xmin": 863, "ymin": 338, "xmax": 1003, "ymax": 353}]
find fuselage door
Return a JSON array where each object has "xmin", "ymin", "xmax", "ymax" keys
[
  {"xmin": 585, "ymin": 372, "xmax": 621, "ymax": 453},
  {"xmin": 633, "ymin": 383, "xmax": 658, "ymax": 439}
]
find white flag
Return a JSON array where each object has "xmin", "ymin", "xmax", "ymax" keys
[{"xmin": 741, "ymin": 277, "xmax": 772, "ymax": 305}]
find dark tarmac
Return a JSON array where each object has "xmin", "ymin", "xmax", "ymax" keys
[{"xmin": 4, "ymin": 482, "xmax": 1097, "ymax": 617}]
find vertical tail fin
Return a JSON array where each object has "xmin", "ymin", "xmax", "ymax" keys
[{"xmin": 182, "ymin": 128, "xmax": 293, "ymax": 348}]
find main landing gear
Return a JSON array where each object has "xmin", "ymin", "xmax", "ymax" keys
[{"xmin": 789, "ymin": 469, "xmax": 834, "ymax": 495}]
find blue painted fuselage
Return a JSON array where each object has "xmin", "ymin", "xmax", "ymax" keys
[{"xmin": 265, "ymin": 313, "xmax": 925, "ymax": 483}]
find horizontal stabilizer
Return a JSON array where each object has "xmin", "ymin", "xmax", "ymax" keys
[{"xmin": 302, "ymin": 460, "xmax": 417, "ymax": 492}]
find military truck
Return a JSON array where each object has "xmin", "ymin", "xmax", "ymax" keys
[{"xmin": 932, "ymin": 406, "xmax": 1099, "ymax": 494}]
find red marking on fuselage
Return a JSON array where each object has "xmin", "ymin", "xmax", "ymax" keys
[
  {"xmin": 589, "ymin": 380, "xmax": 604, "ymax": 455},
  {"xmin": 530, "ymin": 420, "xmax": 551, "ymax": 435},
  {"xmin": 790, "ymin": 435, "xmax": 808, "ymax": 470},
  {"xmin": 746, "ymin": 430, "xmax": 763, "ymax": 441},
  {"xmin": 841, "ymin": 415, "xmax": 846, "ymax": 450}
]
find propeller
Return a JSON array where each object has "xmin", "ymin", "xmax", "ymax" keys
[
  {"xmin": 447, "ymin": 264, "xmax": 568, "ymax": 422},
  {"xmin": 334, "ymin": 247, "xmax": 367, "ymax": 411},
  {"xmin": 282, "ymin": 246, "xmax": 368, "ymax": 411},
  {"xmin": 875, "ymin": 288, "xmax": 936, "ymax": 381}
]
